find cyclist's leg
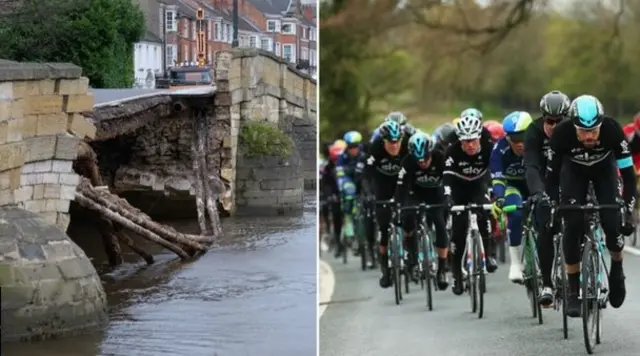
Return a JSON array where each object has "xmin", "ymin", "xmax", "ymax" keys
[
  {"xmin": 504, "ymin": 186, "xmax": 525, "ymax": 282},
  {"xmin": 426, "ymin": 187, "xmax": 449, "ymax": 289},
  {"xmin": 340, "ymin": 179, "xmax": 357, "ymax": 246},
  {"xmin": 536, "ymin": 213, "xmax": 559, "ymax": 306},
  {"xmin": 331, "ymin": 199, "xmax": 344, "ymax": 258},
  {"xmin": 401, "ymin": 194, "xmax": 419, "ymax": 268},
  {"xmin": 592, "ymin": 163, "xmax": 626, "ymax": 308},
  {"xmin": 376, "ymin": 200, "xmax": 393, "ymax": 288},
  {"xmin": 560, "ymin": 163, "xmax": 589, "ymax": 317},
  {"xmin": 450, "ymin": 187, "xmax": 469, "ymax": 295},
  {"xmin": 364, "ymin": 199, "xmax": 377, "ymax": 268}
]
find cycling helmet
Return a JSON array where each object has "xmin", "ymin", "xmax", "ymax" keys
[
  {"xmin": 539, "ymin": 90, "xmax": 571, "ymax": 117},
  {"xmin": 483, "ymin": 119, "xmax": 500, "ymax": 128},
  {"xmin": 343, "ymin": 131, "xmax": 362, "ymax": 147},
  {"xmin": 485, "ymin": 122, "xmax": 505, "ymax": 141},
  {"xmin": 402, "ymin": 123, "xmax": 417, "ymax": 136},
  {"xmin": 461, "ymin": 108, "xmax": 483, "ymax": 121},
  {"xmin": 408, "ymin": 131, "xmax": 433, "ymax": 160},
  {"xmin": 569, "ymin": 95, "xmax": 604, "ymax": 129},
  {"xmin": 333, "ymin": 139, "xmax": 347, "ymax": 150},
  {"xmin": 384, "ymin": 111, "xmax": 408, "ymax": 126},
  {"xmin": 433, "ymin": 123, "xmax": 455, "ymax": 143},
  {"xmin": 379, "ymin": 120, "xmax": 403, "ymax": 142},
  {"xmin": 502, "ymin": 111, "xmax": 533, "ymax": 135},
  {"xmin": 455, "ymin": 113, "xmax": 483, "ymax": 140},
  {"xmin": 328, "ymin": 144, "xmax": 344, "ymax": 162}
]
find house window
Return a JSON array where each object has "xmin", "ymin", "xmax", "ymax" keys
[
  {"xmin": 240, "ymin": 35, "xmax": 248, "ymax": 47},
  {"xmin": 165, "ymin": 10, "xmax": 177, "ymax": 32},
  {"xmin": 215, "ymin": 22, "xmax": 221, "ymax": 41},
  {"xmin": 275, "ymin": 42, "xmax": 281, "ymax": 56},
  {"xmin": 310, "ymin": 49, "xmax": 316, "ymax": 66},
  {"xmin": 225, "ymin": 24, "xmax": 231, "ymax": 42},
  {"xmin": 249, "ymin": 36, "xmax": 257, "ymax": 48},
  {"xmin": 283, "ymin": 44, "xmax": 295, "ymax": 63},
  {"xmin": 310, "ymin": 28, "xmax": 316, "ymax": 41},
  {"xmin": 166, "ymin": 44, "xmax": 177, "ymax": 67},
  {"xmin": 260, "ymin": 38, "xmax": 270, "ymax": 51},
  {"xmin": 301, "ymin": 47, "xmax": 308, "ymax": 60},
  {"xmin": 282, "ymin": 23, "xmax": 295, "ymax": 35},
  {"xmin": 267, "ymin": 20, "xmax": 279, "ymax": 32}
]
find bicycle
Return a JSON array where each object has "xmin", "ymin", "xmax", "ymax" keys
[
  {"xmin": 549, "ymin": 201, "xmax": 623, "ymax": 354},
  {"xmin": 354, "ymin": 195, "xmax": 373, "ymax": 271},
  {"xmin": 549, "ymin": 217, "xmax": 569, "ymax": 339},
  {"xmin": 450, "ymin": 203, "xmax": 493, "ymax": 319},
  {"xmin": 400, "ymin": 203, "xmax": 447, "ymax": 310},
  {"xmin": 376, "ymin": 200, "xmax": 405, "ymax": 305},
  {"xmin": 500, "ymin": 201, "xmax": 543, "ymax": 324}
]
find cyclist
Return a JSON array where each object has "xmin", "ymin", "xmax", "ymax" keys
[
  {"xmin": 321, "ymin": 142, "xmax": 346, "ymax": 258},
  {"xmin": 432, "ymin": 123, "xmax": 456, "ymax": 152},
  {"xmin": 396, "ymin": 132, "xmax": 449, "ymax": 289},
  {"xmin": 371, "ymin": 111, "xmax": 416, "ymax": 143},
  {"xmin": 335, "ymin": 131, "xmax": 368, "ymax": 259},
  {"xmin": 484, "ymin": 120, "xmax": 505, "ymax": 142},
  {"xmin": 545, "ymin": 95, "xmax": 636, "ymax": 316},
  {"xmin": 624, "ymin": 112, "xmax": 640, "ymax": 171},
  {"xmin": 490, "ymin": 111, "xmax": 533, "ymax": 283},
  {"xmin": 444, "ymin": 113, "xmax": 497, "ymax": 295},
  {"xmin": 363, "ymin": 120, "xmax": 409, "ymax": 288},
  {"xmin": 523, "ymin": 90, "xmax": 571, "ymax": 306}
]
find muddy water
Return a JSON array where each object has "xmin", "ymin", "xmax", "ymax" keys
[{"xmin": 4, "ymin": 194, "xmax": 317, "ymax": 356}]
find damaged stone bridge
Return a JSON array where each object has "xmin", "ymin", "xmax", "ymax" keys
[
  {"xmin": 85, "ymin": 48, "xmax": 317, "ymax": 218},
  {"xmin": 0, "ymin": 48, "xmax": 316, "ymax": 342}
]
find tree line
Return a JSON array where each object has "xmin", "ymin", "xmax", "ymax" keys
[
  {"xmin": 0, "ymin": 0, "xmax": 145, "ymax": 88},
  {"xmin": 320, "ymin": 0, "xmax": 640, "ymax": 138}
]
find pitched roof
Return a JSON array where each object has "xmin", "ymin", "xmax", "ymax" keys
[{"xmin": 247, "ymin": 0, "xmax": 291, "ymax": 15}]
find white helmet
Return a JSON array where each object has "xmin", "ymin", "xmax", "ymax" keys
[{"xmin": 455, "ymin": 114, "xmax": 483, "ymax": 140}]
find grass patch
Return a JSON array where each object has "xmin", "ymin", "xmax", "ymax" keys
[{"xmin": 240, "ymin": 121, "xmax": 293, "ymax": 158}]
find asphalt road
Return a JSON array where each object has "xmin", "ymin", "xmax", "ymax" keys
[{"xmin": 320, "ymin": 249, "xmax": 640, "ymax": 356}]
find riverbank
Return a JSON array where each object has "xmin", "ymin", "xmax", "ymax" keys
[{"xmin": 3, "ymin": 193, "xmax": 317, "ymax": 356}]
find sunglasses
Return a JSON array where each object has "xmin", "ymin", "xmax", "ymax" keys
[
  {"xmin": 383, "ymin": 138, "xmax": 401, "ymax": 143},
  {"xmin": 544, "ymin": 118, "xmax": 561, "ymax": 126},
  {"xmin": 507, "ymin": 133, "xmax": 525, "ymax": 143}
]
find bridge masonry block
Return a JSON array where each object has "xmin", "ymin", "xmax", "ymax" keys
[{"xmin": 0, "ymin": 61, "xmax": 94, "ymax": 231}]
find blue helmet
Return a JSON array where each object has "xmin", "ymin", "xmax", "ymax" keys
[
  {"xmin": 502, "ymin": 111, "xmax": 533, "ymax": 135},
  {"xmin": 569, "ymin": 95, "xmax": 604, "ymax": 129},
  {"xmin": 343, "ymin": 131, "xmax": 363, "ymax": 146},
  {"xmin": 408, "ymin": 131, "xmax": 432, "ymax": 160},
  {"xmin": 461, "ymin": 108, "xmax": 483, "ymax": 121},
  {"xmin": 379, "ymin": 120, "xmax": 402, "ymax": 142}
]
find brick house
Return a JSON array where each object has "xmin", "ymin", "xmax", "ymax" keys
[
  {"xmin": 160, "ymin": 0, "xmax": 266, "ymax": 70},
  {"xmin": 247, "ymin": 0, "xmax": 317, "ymax": 77}
]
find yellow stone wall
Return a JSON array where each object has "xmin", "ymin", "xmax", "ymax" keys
[{"xmin": 0, "ymin": 63, "xmax": 96, "ymax": 230}]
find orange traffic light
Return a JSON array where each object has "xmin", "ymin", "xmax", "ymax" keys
[{"xmin": 196, "ymin": 8, "xmax": 204, "ymax": 20}]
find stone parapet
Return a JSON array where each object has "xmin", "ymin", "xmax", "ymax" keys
[
  {"xmin": 215, "ymin": 48, "xmax": 317, "ymax": 215},
  {"xmin": 0, "ymin": 61, "xmax": 96, "ymax": 230}
]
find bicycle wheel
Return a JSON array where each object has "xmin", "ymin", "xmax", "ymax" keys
[
  {"xmin": 581, "ymin": 244, "xmax": 598, "ymax": 354},
  {"xmin": 474, "ymin": 236, "xmax": 485, "ymax": 319},
  {"xmin": 558, "ymin": 250, "xmax": 569, "ymax": 340},
  {"xmin": 468, "ymin": 237, "xmax": 478, "ymax": 314},
  {"xmin": 422, "ymin": 232, "xmax": 433, "ymax": 311},
  {"xmin": 391, "ymin": 229, "xmax": 402, "ymax": 305},
  {"xmin": 355, "ymin": 215, "xmax": 367, "ymax": 271},
  {"xmin": 525, "ymin": 232, "xmax": 543, "ymax": 324}
]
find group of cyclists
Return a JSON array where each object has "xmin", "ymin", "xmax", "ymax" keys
[{"xmin": 320, "ymin": 91, "xmax": 640, "ymax": 320}]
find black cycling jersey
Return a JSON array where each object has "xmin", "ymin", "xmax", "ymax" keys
[
  {"xmin": 363, "ymin": 135, "xmax": 410, "ymax": 199},
  {"xmin": 395, "ymin": 149, "xmax": 445, "ymax": 202},
  {"xmin": 443, "ymin": 138, "xmax": 492, "ymax": 193},
  {"xmin": 523, "ymin": 116, "xmax": 569, "ymax": 194},
  {"xmin": 628, "ymin": 130, "xmax": 640, "ymax": 155},
  {"xmin": 320, "ymin": 160, "xmax": 339, "ymax": 198},
  {"xmin": 546, "ymin": 117, "xmax": 636, "ymax": 206}
]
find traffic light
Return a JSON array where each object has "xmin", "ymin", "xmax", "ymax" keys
[{"xmin": 196, "ymin": 8, "xmax": 204, "ymax": 20}]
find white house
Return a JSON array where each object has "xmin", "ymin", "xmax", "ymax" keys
[{"xmin": 133, "ymin": 32, "xmax": 163, "ymax": 89}]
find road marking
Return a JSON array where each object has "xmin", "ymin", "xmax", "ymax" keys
[
  {"xmin": 624, "ymin": 245, "xmax": 640, "ymax": 256},
  {"xmin": 319, "ymin": 259, "xmax": 335, "ymax": 319}
]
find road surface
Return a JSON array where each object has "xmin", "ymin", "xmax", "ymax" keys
[{"xmin": 320, "ymin": 247, "xmax": 640, "ymax": 356}]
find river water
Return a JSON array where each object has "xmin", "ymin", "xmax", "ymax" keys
[{"xmin": 4, "ymin": 194, "xmax": 317, "ymax": 356}]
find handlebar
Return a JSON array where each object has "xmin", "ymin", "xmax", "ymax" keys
[
  {"xmin": 548, "ymin": 202, "xmax": 623, "ymax": 229},
  {"xmin": 399, "ymin": 203, "xmax": 448, "ymax": 212},
  {"xmin": 450, "ymin": 204, "xmax": 493, "ymax": 212}
]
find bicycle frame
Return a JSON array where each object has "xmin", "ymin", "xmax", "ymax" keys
[{"xmin": 451, "ymin": 204, "xmax": 493, "ymax": 277}]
